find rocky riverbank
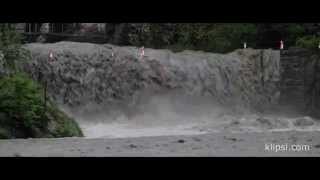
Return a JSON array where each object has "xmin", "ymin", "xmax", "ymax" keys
[{"xmin": 0, "ymin": 131, "xmax": 319, "ymax": 157}]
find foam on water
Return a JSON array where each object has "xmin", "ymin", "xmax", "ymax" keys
[
  {"xmin": 73, "ymin": 108, "xmax": 320, "ymax": 139},
  {"xmin": 80, "ymin": 122, "xmax": 207, "ymax": 139},
  {"xmin": 59, "ymin": 87, "xmax": 320, "ymax": 139}
]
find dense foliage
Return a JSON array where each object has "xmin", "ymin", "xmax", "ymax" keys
[
  {"xmin": 0, "ymin": 23, "xmax": 30, "ymax": 71},
  {"xmin": 0, "ymin": 73, "xmax": 47, "ymax": 137},
  {"xmin": 0, "ymin": 24, "xmax": 21, "ymax": 48},
  {"xmin": 122, "ymin": 23, "xmax": 258, "ymax": 53},
  {"xmin": 107, "ymin": 23, "xmax": 320, "ymax": 52},
  {"xmin": 0, "ymin": 73, "xmax": 83, "ymax": 138},
  {"xmin": 0, "ymin": 23, "xmax": 83, "ymax": 139},
  {"xmin": 296, "ymin": 35, "xmax": 320, "ymax": 49}
]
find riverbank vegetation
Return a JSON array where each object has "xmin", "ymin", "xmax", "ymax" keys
[
  {"xmin": 0, "ymin": 24, "xmax": 83, "ymax": 139},
  {"xmin": 106, "ymin": 23, "xmax": 320, "ymax": 52}
]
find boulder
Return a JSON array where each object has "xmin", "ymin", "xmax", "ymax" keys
[{"xmin": 293, "ymin": 116, "xmax": 315, "ymax": 127}]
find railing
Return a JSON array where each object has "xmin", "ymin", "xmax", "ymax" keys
[
  {"xmin": 22, "ymin": 32, "xmax": 106, "ymax": 38},
  {"xmin": 22, "ymin": 32, "xmax": 109, "ymax": 44}
]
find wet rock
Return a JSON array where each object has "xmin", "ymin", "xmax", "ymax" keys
[
  {"xmin": 224, "ymin": 136, "xmax": 237, "ymax": 142},
  {"xmin": 293, "ymin": 117, "xmax": 315, "ymax": 127},
  {"xmin": 129, "ymin": 144, "xmax": 138, "ymax": 148},
  {"xmin": 254, "ymin": 117, "xmax": 289, "ymax": 129},
  {"xmin": 256, "ymin": 117, "xmax": 273, "ymax": 128}
]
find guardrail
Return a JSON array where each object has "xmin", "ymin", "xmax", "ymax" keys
[
  {"xmin": 22, "ymin": 32, "xmax": 107, "ymax": 38},
  {"xmin": 22, "ymin": 32, "xmax": 109, "ymax": 44}
]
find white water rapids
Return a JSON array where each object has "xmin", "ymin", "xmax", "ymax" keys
[{"xmin": 61, "ymin": 94, "xmax": 320, "ymax": 139}]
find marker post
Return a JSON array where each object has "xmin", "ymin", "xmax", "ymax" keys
[
  {"xmin": 280, "ymin": 40, "xmax": 284, "ymax": 50},
  {"xmin": 138, "ymin": 46, "xmax": 145, "ymax": 59}
]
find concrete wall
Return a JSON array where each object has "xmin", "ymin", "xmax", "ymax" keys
[
  {"xmin": 280, "ymin": 48, "xmax": 320, "ymax": 113},
  {"xmin": 15, "ymin": 23, "xmax": 105, "ymax": 34}
]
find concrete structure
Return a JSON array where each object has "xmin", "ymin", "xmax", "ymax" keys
[
  {"xmin": 14, "ymin": 23, "xmax": 105, "ymax": 34},
  {"xmin": 280, "ymin": 47, "xmax": 320, "ymax": 113}
]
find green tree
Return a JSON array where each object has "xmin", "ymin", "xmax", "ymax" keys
[
  {"xmin": 0, "ymin": 23, "xmax": 27, "ymax": 71},
  {"xmin": 173, "ymin": 23, "xmax": 258, "ymax": 53},
  {"xmin": 204, "ymin": 23, "xmax": 258, "ymax": 53},
  {"xmin": 296, "ymin": 35, "xmax": 320, "ymax": 49},
  {"xmin": 285, "ymin": 24, "xmax": 305, "ymax": 46},
  {"xmin": 0, "ymin": 23, "xmax": 21, "ymax": 48}
]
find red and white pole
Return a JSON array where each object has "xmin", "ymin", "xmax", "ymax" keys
[
  {"xmin": 140, "ymin": 46, "xmax": 145, "ymax": 58},
  {"xmin": 49, "ymin": 50, "xmax": 54, "ymax": 61},
  {"xmin": 280, "ymin": 40, "xmax": 284, "ymax": 50}
]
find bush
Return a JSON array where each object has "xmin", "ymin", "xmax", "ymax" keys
[
  {"xmin": 286, "ymin": 24, "xmax": 305, "ymax": 45},
  {"xmin": 45, "ymin": 102, "xmax": 83, "ymax": 138},
  {"xmin": 0, "ymin": 24, "xmax": 21, "ymax": 48},
  {"xmin": 126, "ymin": 23, "xmax": 176, "ymax": 48},
  {"xmin": 0, "ymin": 73, "xmax": 47, "ymax": 137},
  {"xmin": 0, "ymin": 73, "xmax": 83, "ymax": 138},
  {"xmin": 121, "ymin": 23, "xmax": 320, "ymax": 52},
  {"xmin": 204, "ymin": 23, "xmax": 256, "ymax": 52},
  {"xmin": 0, "ymin": 24, "xmax": 83, "ymax": 139},
  {"xmin": 0, "ymin": 24, "xmax": 29, "ymax": 72},
  {"xmin": 0, "ymin": 127, "xmax": 11, "ymax": 139},
  {"xmin": 296, "ymin": 35, "xmax": 320, "ymax": 49},
  {"xmin": 156, "ymin": 23, "xmax": 258, "ymax": 53},
  {"xmin": 193, "ymin": 23, "xmax": 258, "ymax": 53},
  {"xmin": 124, "ymin": 23, "xmax": 258, "ymax": 53}
]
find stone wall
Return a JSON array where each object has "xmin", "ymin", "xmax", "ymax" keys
[{"xmin": 280, "ymin": 47, "xmax": 320, "ymax": 113}]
